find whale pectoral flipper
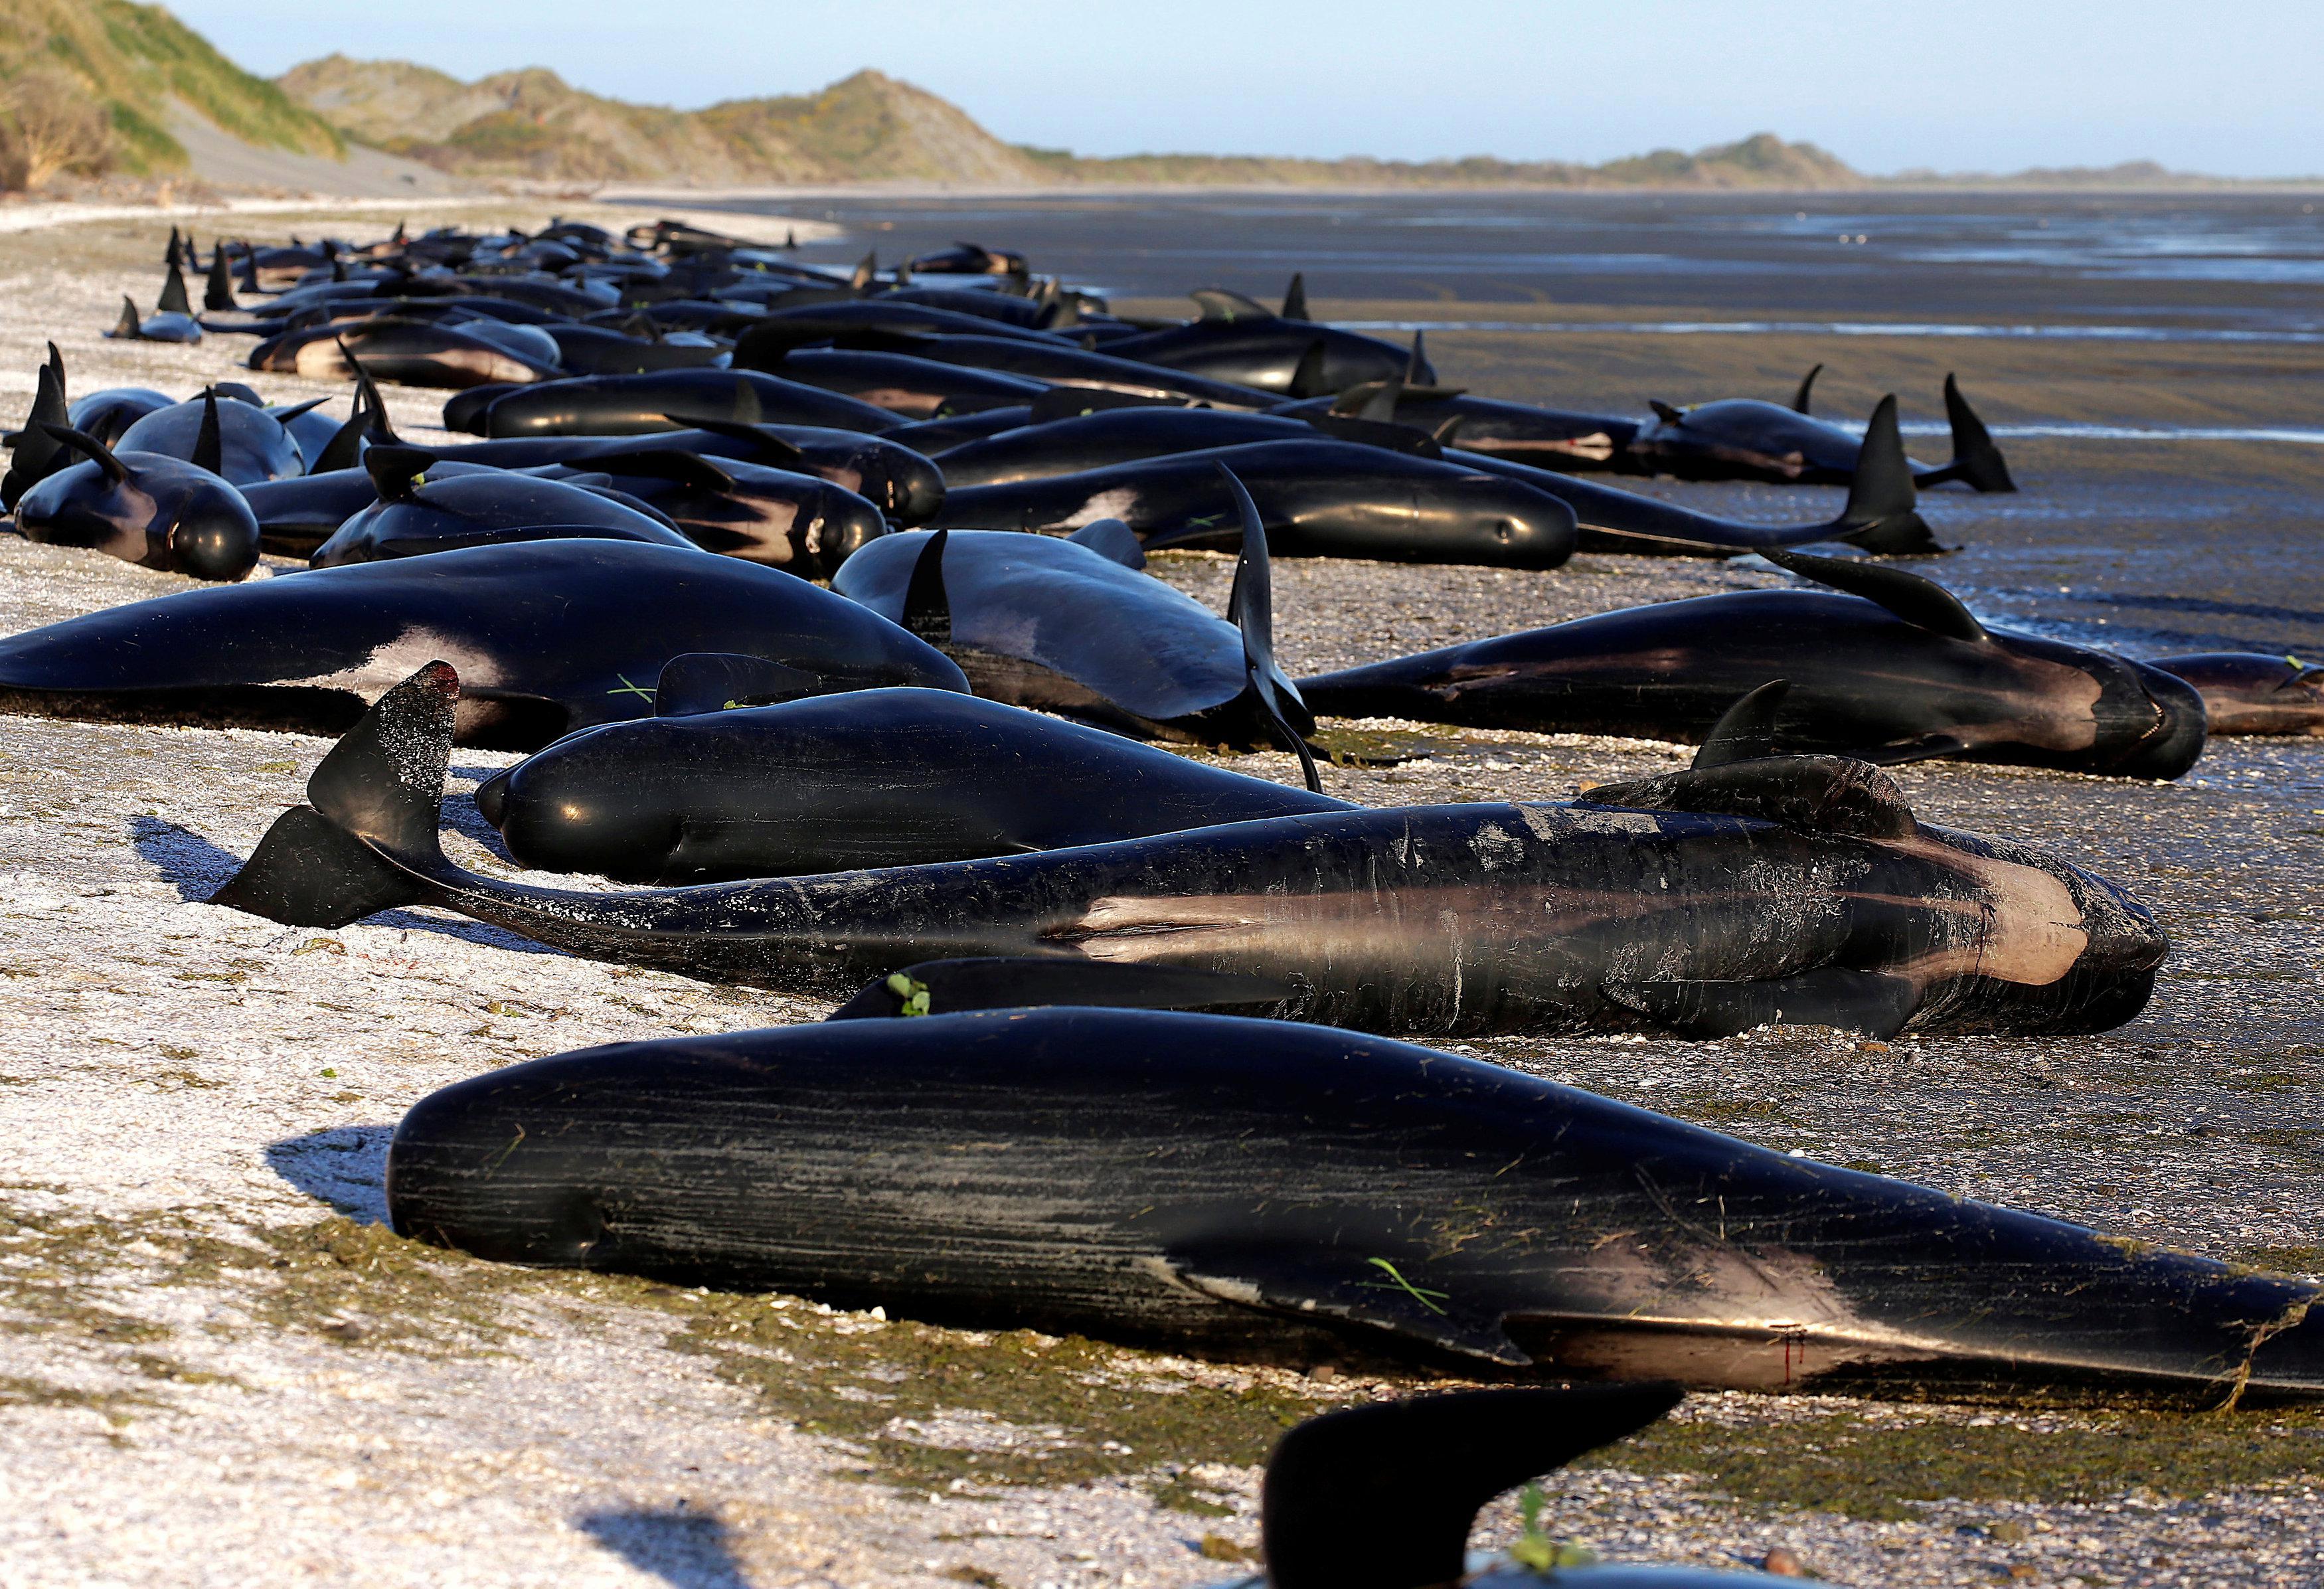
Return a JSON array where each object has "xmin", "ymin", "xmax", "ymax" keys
[
  {"xmin": 1852, "ymin": 732, "xmax": 1971, "ymax": 766},
  {"xmin": 1602, "ymin": 968, "xmax": 1920, "ymax": 1039},
  {"xmin": 653, "ymin": 653, "xmax": 820, "ymax": 716},
  {"xmin": 1167, "ymin": 1251, "xmax": 1532, "ymax": 1366}
]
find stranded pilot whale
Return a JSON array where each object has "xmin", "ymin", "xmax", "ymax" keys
[
  {"xmin": 1626, "ymin": 370, "xmax": 2017, "ymax": 493},
  {"xmin": 2154, "ymin": 653, "xmax": 2324, "ymax": 736},
  {"xmin": 214, "ymin": 659, "xmax": 2167, "ymax": 1041},
  {"xmin": 1298, "ymin": 550, "xmax": 2208, "ymax": 780},
  {"xmin": 308, "ymin": 446, "xmax": 700, "ymax": 567},
  {"xmin": 833, "ymin": 478, "xmax": 1317, "ymax": 764},
  {"xmin": 380, "ymin": 1005, "xmax": 2319, "ymax": 1404},
  {"xmin": 0, "ymin": 541, "xmax": 965, "ymax": 749},
  {"xmin": 15, "ymin": 422, "xmax": 261, "ymax": 582},
  {"xmin": 472, "ymin": 683, "xmax": 1351, "ymax": 884}
]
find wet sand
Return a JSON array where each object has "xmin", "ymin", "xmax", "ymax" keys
[{"xmin": 0, "ymin": 199, "xmax": 2317, "ymax": 1588}]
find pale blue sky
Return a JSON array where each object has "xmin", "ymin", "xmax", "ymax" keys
[{"xmin": 181, "ymin": 0, "xmax": 2321, "ymax": 177}]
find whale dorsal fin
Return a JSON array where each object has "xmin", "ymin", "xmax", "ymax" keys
[
  {"xmin": 1406, "ymin": 329, "xmax": 1428, "ymax": 383},
  {"xmin": 1791, "ymin": 362, "xmax": 1823, "ymax": 415},
  {"xmin": 1692, "ymin": 680, "xmax": 1790, "ymax": 770},
  {"xmin": 653, "ymin": 652, "xmax": 818, "ymax": 716},
  {"xmin": 1287, "ymin": 339, "xmax": 1331, "ymax": 400},
  {"xmin": 39, "ymin": 422, "xmax": 128, "ymax": 483},
  {"xmin": 192, "ymin": 389, "xmax": 222, "ymax": 476},
  {"xmin": 824, "ymin": 958, "xmax": 1295, "ymax": 1021},
  {"xmin": 1582, "ymin": 755, "xmax": 1919, "ymax": 841},
  {"xmin": 158, "ymin": 261, "xmax": 192, "ymax": 317},
  {"xmin": 46, "ymin": 341, "xmax": 64, "ymax": 407},
  {"xmin": 1648, "ymin": 399, "xmax": 1685, "ymax": 424},
  {"xmin": 163, "ymin": 225, "xmax": 180, "ymax": 268},
  {"xmin": 363, "ymin": 443, "xmax": 438, "ymax": 502},
  {"xmin": 1942, "ymin": 373, "xmax": 2017, "ymax": 493},
  {"xmin": 1764, "ymin": 548, "xmax": 1987, "ymax": 643},
  {"xmin": 1353, "ymin": 371, "xmax": 1402, "ymax": 423},
  {"xmin": 1262, "ymin": 1386, "xmax": 1683, "ymax": 1589},
  {"xmin": 204, "ymin": 244, "xmax": 238, "ymax": 312},
  {"xmin": 311, "ymin": 405, "xmax": 369, "ymax": 475},
  {"xmin": 1065, "ymin": 518, "xmax": 1145, "ymax": 568},
  {"xmin": 1191, "ymin": 287, "xmax": 1273, "ymax": 323},
  {"xmin": 902, "ymin": 528, "xmax": 951, "ymax": 645},
  {"xmin": 110, "ymin": 296, "xmax": 141, "ymax": 339},
  {"xmin": 1280, "ymin": 272, "xmax": 1309, "ymax": 321},
  {"xmin": 1220, "ymin": 463, "xmax": 1321, "ymax": 793},
  {"xmin": 850, "ymin": 251, "xmax": 876, "ymax": 292}
]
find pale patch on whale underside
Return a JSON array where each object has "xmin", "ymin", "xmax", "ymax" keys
[
  {"xmin": 305, "ymin": 629, "xmax": 509, "ymax": 701},
  {"xmin": 1063, "ymin": 488, "xmax": 1141, "ymax": 529}
]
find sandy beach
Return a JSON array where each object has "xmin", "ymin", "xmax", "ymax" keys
[{"xmin": 0, "ymin": 197, "xmax": 2315, "ymax": 1589}]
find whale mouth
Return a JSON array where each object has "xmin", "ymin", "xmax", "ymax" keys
[
  {"xmin": 2114, "ymin": 660, "xmax": 2210, "ymax": 780},
  {"xmin": 473, "ymin": 767, "xmax": 511, "ymax": 827}
]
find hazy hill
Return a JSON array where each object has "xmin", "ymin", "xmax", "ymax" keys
[
  {"xmin": 280, "ymin": 54, "xmax": 1867, "ymax": 191},
  {"xmin": 279, "ymin": 58, "xmax": 1049, "ymax": 185},
  {"xmin": 0, "ymin": 0, "xmax": 342, "ymax": 175}
]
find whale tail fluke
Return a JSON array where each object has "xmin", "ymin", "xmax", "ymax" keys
[
  {"xmin": 1260, "ymin": 1386, "xmax": 1683, "ymax": 1589},
  {"xmin": 1937, "ymin": 373, "xmax": 2017, "ymax": 493},
  {"xmin": 1834, "ymin": 394, "xmax": 1946, "ymax": 556},
  {"xmin": 210, "ymin": 663, "xmax": 459, "ymax": 927}
]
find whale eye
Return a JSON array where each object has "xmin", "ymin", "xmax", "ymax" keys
[{"xmin": 1493, "ymin": 519, "xmax": 1513, "ymax": 544}]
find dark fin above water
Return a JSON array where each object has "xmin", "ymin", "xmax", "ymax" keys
[
  {"xmin": 236, "ymin": 243, "xmax": 260, "ymax": 295},
  {"xmin": 311, "ymin": 405, "xmax": 368, "ymax": 475},
  {"xmin": 1764, "ymin": 548, "xmax": 1988, "ymax": 643},
  {"xmin": 902, "ymin": 527, "xmax": 952, "ymax": 645},
  {"xmin": 1191, "ymin": 287, "xmax": 1274, "ymax": 322},
  {"xmin": 1405, "ymin": 329, "xmax": 1428, "ymax": 384},
  {"xmin": 204, "ymin": 245, "xmax": 237, "ymax": 312},
  {"xmin": 157, "ymin": 260, "xmax": 192, "ymax": 317},
  {"xmin": 1647, "ymin": 398, "xmax": 1685, "ymax": 424},
  {"xmin": 193, "ymin": 388, "xmax": 224, "ymax": 477},
  {"xmin": 1940, "ymin": 373, "xmax": 2017, "ymax": 493},
  {"xmin": 653, "ymin": 652, "xmax": 820, "ymax": 717},
  {"xmin": 363, "ymin": 444, "xmax": 438, "ymax": 503},
  {"xmin": 163, "ymin": 225, "xmax": 181, "ymax": 269},
  {"xmin": 1834, "ymin": 394, "xmax": 1945, "ymax": 555},
  {"xmin": 825, "ymin": 958, "xmax": 1296, "ymax": 1020},
  {"xmin": 1692, "ymin": 680, "xmax": 1791, "ymax": 769},
  {"xmin": 1586, "ymin": 754, "xmax": 1920, "ymax": 841},
  {"xmin": 1027, "ymin": 386, "xmax": 1179, "ymax": 424},
  {"xmin": 39, "ymin": 422, "xmax": 128, "ymax": 483},
  {"xmin": 1280, "ymin": 272, "xmax": 1309, "ymax": 321},
  {"xmin": 1260, "ymin": 1386, "xmax": 1682, "ymax": 1589},
  {"xmin": 1220, "ymin": 463, "xmax": 1322, "ymax": 792},
  {"xmin": 1791, "ymin": 362, "xmax": 1823, "ymax": 415},
  {"xmin": 1065, "ymin": 517, "xmax": 1145, "ymax": 568},
  {"xmin": 110, "ymin": 296, "xmax": 141, "ymax": 339},
  {"xmin": 1287, "ymin": 339, "xmax": 1331, "ymax": 400}
]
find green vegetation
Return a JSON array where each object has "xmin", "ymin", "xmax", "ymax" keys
[{"xmin": 0, "ymin": 0, "xmax": 342, "ymax": 183}]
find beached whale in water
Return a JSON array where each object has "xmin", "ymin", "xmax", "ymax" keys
[
  {"xmin": 1624, "ymin": 369, "xmax": 2017, "ymax": 492},
  {"xmin": 928, "ymin": 438, "xmax": 1580, "ymax": 568},
  {"xmin": 15, "ymin": 423, "xmax": 260, "ymax": 582},
  {"xmin": 214, "ymin": 660, "xmax": 2166, "ymax": 1040},
  {"xmin": 473, "ymin": 683, "xmax": 1349, "ymax": 884},
  {"xmin": 0, "ymin": 541, "xmax": 964, "ymax": 748},
  {"xmin": 1298, "ymin": 550, "xmax": 2208, "ymax": 779},
  {"xmin": 833, "ymin": 492, "xmax": 1316, "ymax": 760},
  {"xmin": 2154, "ymin": 653, "xmax": 2324, "ymax": 736},
  {"xmin": 380, "ymin": 1003, "xmax": 2319, "ymax": 1404}
]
